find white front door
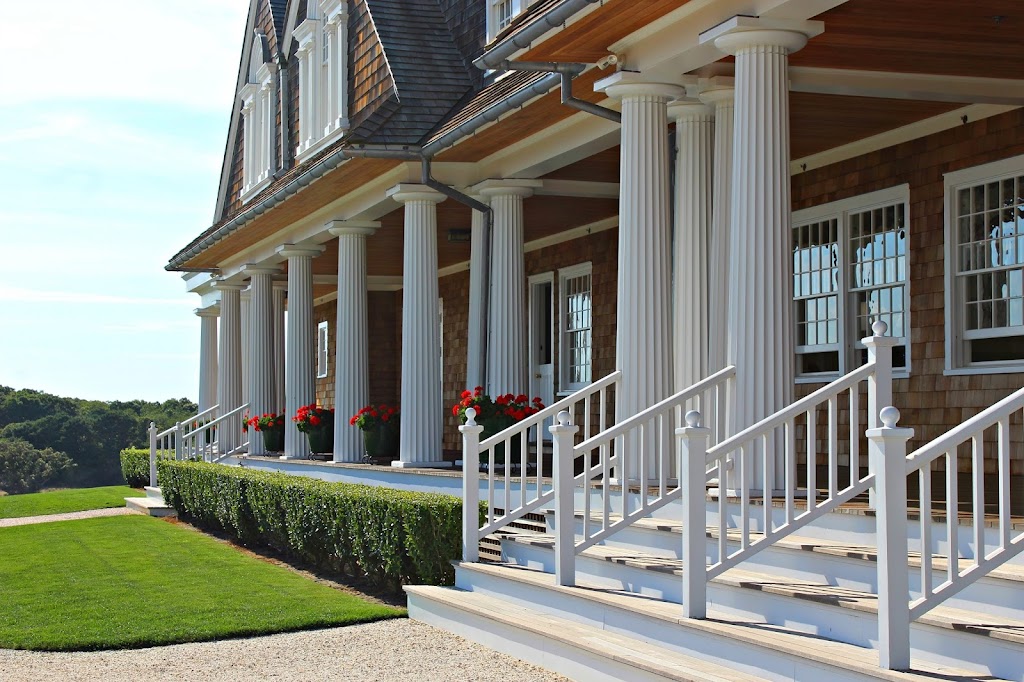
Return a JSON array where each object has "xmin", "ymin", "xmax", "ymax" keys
[{"xmin": 529, "ymin": 274, "xmax": 555, "ymax": 442}]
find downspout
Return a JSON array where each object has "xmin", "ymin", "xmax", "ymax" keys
[{"xmin": 495, "ymin": 60, "xmax": 621, "ymax": 124}]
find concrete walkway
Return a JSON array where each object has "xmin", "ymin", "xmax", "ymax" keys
[
  {"xmin": 0, "ymin": 506, "xmax": 140, "ymax": 528},
  {"xmin": 0, "ymin": 619, "xmax": 568, "ymax": 681}
]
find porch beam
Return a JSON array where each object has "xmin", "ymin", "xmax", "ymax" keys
[
  {"xmin": 534, "ymin": 179, "xmax": 619, "ymax": 199},
  {"xmin": 788, "ymin": 67, "xmax": 1024, "ymax": 106}
]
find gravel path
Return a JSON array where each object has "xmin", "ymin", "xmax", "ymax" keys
[
  {"xmin": 0, "ymin": 619, "xmax": 570, "ymax": 681},
  {"xmin": 0, "ymin": 507, "xmax": 139, "ymax": 528}
]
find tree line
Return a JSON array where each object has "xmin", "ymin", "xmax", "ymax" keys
[{"xmin": 0, "ymin": 386, "xmax": 197, "ymax": 493}]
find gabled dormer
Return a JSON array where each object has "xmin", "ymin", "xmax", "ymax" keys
[
  {"xmin": 292, "ymin": 0, "xmax": 349, "ymax": 161},
  {"xmin": 239, "ymin": 32, "xmax": 278, "ymax": 203}
]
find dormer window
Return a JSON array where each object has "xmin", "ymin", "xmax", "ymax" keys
[
  {"xmin": 487, "ymin": 0, "xmax": 535, "ymax": 42},
  {"xmin": 294, "ymin": 0, "xmax": 349, "ymax": 161},
  {"xmin": 239, "ymin": 32, "xmax": 276, "ymax": 203}
]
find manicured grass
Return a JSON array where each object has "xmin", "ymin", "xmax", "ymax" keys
[
  {"xmin": 0, "ymin": 486, "xmax": 139, "ymax": 519},
  {"xmin": 0, "ymin": 515, "xmax": 405, "ymax": 650}
]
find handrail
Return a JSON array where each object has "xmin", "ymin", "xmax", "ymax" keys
[
  {"xmin": 478, "ymin": 371, "xmax": 622, "ymax": 450},
  {"xmin": 185, "ymin": 404, "xmax": 219, "ymax": 427},
  {"xmin": 905, "ymin": 386, "xmax": 1024, "ymax": 470},
  {"xmin": 574, "ymin": 366, "xmax": 735, "ymax": 454},
  {"xmin": 203, "ymin": 403, "xmax": 249, "ymax": 429},
  {"xmin": 706, "ymin": 362, "xmax": 874, "ymax": 462}
]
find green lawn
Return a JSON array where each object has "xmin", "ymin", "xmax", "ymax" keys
[
  {"xmin": 0, "ymin": 486, "xmax": 139, "ymax": 519},
  {"xmin": 0, "ymin": 515, "xmax": 405, "ymax": 650}
]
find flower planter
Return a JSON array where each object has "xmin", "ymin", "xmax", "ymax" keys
[
  {"xmin": 261, "ymin": 428, "xmax": 284, "ymax": 453},
  {"xmin": 362, "ymin": 421, "xmax": 399, "ymax": 461},
  {"xmin": 306, "ymin": 426, "xmax": 334, "ymax": 455},
  {"xmin": 480, "ymin": 415, "xmax": 521, "ymax": 466}
]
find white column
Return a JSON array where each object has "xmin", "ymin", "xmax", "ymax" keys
[
  {"xmin": 596, "ymin": 73, "xmax": 684, "ymax": 471},
  {"xmin": 700, "ymin": 79, "xmax": 735, "ymax": 373},
  {"xmin": 272, "ymin": 280, "xmax": 287, "ymax": 413},
  {"xmin": 195, "ymin": 306, "xmax": 219, "ymax": 413},
  {"xmin": 387, "ymin": 184, "xmax": 446, "ymax": 468},
  {"xmin": 297, "ymin": 46, "xmax": 312, "ymax": 151},
  {"xmin": 710, "ymin": 22, "xmax": 817, "ymax": 436},
  {"xmin": 324, "ymin": 17, "xmax": 337, "ymax": 133},
  {"xmin": 334, "ymin": 10, "xmax": 349, "ymax": 129},
  {"xmin": 669, "ymin": 99, "xmax": 714, "ymax": 392},
  {"xmin": 477, "ymin": 180, "xmax": 539, "ymax": 397},
  {"xmin": 465, "ymin": 201, "xmax": 488, "ymax": 391},
  {"xmin": 214, "ymin": 282, "xmax": 244, "ymax": 454},
  {"xmin": 240, "ymin": 287, "xmax": 251, "ymax": 409},
  {"xmin": 244, "ymin": 266, "xmax": 278, "ymax": 456},
  {"xmin": 328, "ymin": 222, "xmax": 378, "ymax": 463},
  {"xmin": 278, "ymin": 245, "xmax": 325, "ymax": 459},
  {"xmin": 241, "ymin": 99, "xmax": 253, "ymax": 191}
]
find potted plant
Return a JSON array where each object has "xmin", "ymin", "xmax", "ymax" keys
[
  {"xmin": 293, "ymin": 403, "xmax": 335, "ymax": 457},
  {"xmin": 349, "ymin": 404, "xmax": 400, "ymax": 462},
  {"xmin": 452, "ymin": 387, "xmax": 544, "ymax": 466},
  {"xmin": 246, "ymin": 412, "xmax": 286, "ymax": 452}
]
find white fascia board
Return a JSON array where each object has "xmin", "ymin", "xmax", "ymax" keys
[
  {"xmin": 791, "ymin": 104, "xmax": 1020, "ymax": 175},
  {"xmin": 611, "ymin": 0, "xmax": 842, "ymax": 81},
  {"xmin": 789, "ymin": 67, "xmax": 1024, "ymax": 106}
]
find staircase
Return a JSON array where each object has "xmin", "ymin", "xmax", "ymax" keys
[{"xmin": 407, "ymin": 324, "xmax": 1024, "ymax": 681}]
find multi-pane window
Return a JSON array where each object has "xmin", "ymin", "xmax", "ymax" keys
[
  {"xmin": 945, "ymin": 156, "xmax": 1024, "ymax": 370},
  {"xmin": 559, "ymin": 264, "xmax": 592, "ymax": 390},
  {"xmin": 239, "ymin": 33, "xmax": 276, "ymax": 202},
  {"xmin": 487, "ymin": 0, "xmax": 534, "ymax": 41},
  {"xmin": 294, "ymin": 0, "xmax": 349, "ymax": 160},
  {"xmin": 792, "ymin": 186, "xmax": 910, "ymax": 379}
]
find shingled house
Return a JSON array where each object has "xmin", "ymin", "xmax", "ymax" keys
[{"xmin": 167, "ymin": 0, "xmax": 1024, "ymax": 677}]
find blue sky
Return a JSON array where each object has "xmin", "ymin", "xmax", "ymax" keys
[{"xmin": 0, "ymin": 0, "xmax": 250, "ymax": 402}]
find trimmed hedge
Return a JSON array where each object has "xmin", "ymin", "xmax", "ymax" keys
[
  {"xmin": 157, "ymin": 460, "xmax": 480, "ymax": 591},
  {"xmin": 120, "ymin": 448, "xmax": 175, "ymax": 487}
]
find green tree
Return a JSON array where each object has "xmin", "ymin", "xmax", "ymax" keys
[{"xmin": 0, "ymin": 437, "xmax": 76, "ymax": 494}]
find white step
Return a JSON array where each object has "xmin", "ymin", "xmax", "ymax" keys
[
  {"xmin": 557, "ymin": 512, "xmax": 1024, "ymax": 620},
  {"xmin": 406, "ymin": 584, "xmax": 771, "ymax": 682},
  {"xmin": 500, "ymin": 534, "xmax": 1024, "ymax": 681},
  {"xmin": 125, "ymin": 489, "xmax": 175, "ymax": 518}
]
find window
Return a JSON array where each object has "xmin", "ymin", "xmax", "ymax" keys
[
  {"xmin": 487, "ymin": 0, "xmax": 536, "ymax": 42},
  {"xmin": 559, "ymin": 263, "xmax": 592, "ymax": 391},
  {"xmin": 945, "ymin": 156, "xmax": 1024, "ymax": 371},
  {"xmin": 792, "ymin": 185, "xmax": 910, "ymax": 380},
  {"xmin": 317, "ymin": 321, "xmax": 329, "ymax": 378},
  {"xmin": 294, "ymin": 0, "xmax": 349, "ymax": 161},
  {"xmin": 239, "ymin": 33, "xmax": 277, "ymax": 202}
]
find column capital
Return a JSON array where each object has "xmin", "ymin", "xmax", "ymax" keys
[
  {"xmin": 241, "ymin": 264, "xmax": 281, "ymax": 277},
  {"xmin": 272, "ymin": 279, "xmax": 289, "ymax": 291},
  {"xmin": 667, "ymin": 99, "xmax": 712, "ymax": 121},
  {"xmin": 387, "ymin": 184, "xmax": 445, "ymax": 205},
  {"xmin": 471, "ymin": 178, "xmax": 542, "ymax": 199},
  {"xmin": 698, "ymin": 76, "xmax": 735, "ymax": 107},
  {"xmin": 212, "ymin": 280, "xmax": 246, "ymax": 292},
  {"xmin": 701, "ymin": 16, "xmax": 824, "ymax": 55},
  {"xmin": 594, "ymin": 71, "xmax": 686, "ymax": 102},
  {"xmin": 327, "ymin": 219, "xmax": 379, "ymax": 238},
  {"xmin": 277, "ymin": 244, "xmax": 325, "ymax": 259},
  {"xmin": 194, "ymin": 305, "xmax": 220, "ymax": 318}
]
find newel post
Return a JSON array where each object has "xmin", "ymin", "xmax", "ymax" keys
[
  {"xmin": 868, "ymin": 406, "xmax": 913, "ymax": 671},
  {"xmin": 551, "ymin": 410, "xmax": 579, "ymax": 586},
  {"xmin": 148, "ymin": 421, "xmax": 157, "ymax": 489},
  {"xmin": 864, "ymin": 320, "xmax": 896, "ymax": 430},
  {"xmin": 460, "ymin": 408, "xmax": 484, "ymax": 563},
  {"xmin": 679, "ymin": 410, "xmax": 710, "ymax": 619}
]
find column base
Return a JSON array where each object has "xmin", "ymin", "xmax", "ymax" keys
[
  {"xmin": 279, "ymin": 454, "xmax": 308, "ymax": 461},
  {"xmin": 391, "ymin": 459, "xmax": 453, "ymax": 469}
]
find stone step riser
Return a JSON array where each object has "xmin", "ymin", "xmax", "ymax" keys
[
  {"xmin": 454, "ymin": 566, "xmax": 912, "ymax": 682},
  {"xmin": 559, "ymin": 518, "xmax": 1024, "ymax": 619},
  {"xmin": 501, "ymin": 540, "xmax": 1024, "ymax": 682}
]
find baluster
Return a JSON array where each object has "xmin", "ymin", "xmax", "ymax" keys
[
  {"xmin": 972, "ymin": 434, "xmax": 985, "ymax": 565},
  {"xmin": 602, "ymin": 432, "xmax": 610, "ymax": 532},
  {"xmin": 739, "ymin": 443, "xmax": 749, "ymax": 550},
  {"xmin": 806, "ymin": 407, "xmax": 817, "ymax": 510},
  {"xmin": 763, "ymin": 433, "xmax": 772, "ymax": 537},
  {"xmin": 520, "ymin": 424, "xmax": 527, "ymax": 512},
  {"xmin": 998, "ymin": 417, "xmax": 1011, "ymax": 550},
  {"xmin": 947, "ymin": 450, "xmax": 959, "ymax": 581},
  {"xmin": 921, "ymin": 467, "xmax": 933, "ymax": 598},
  {"xmin": 584, "ymin": 394, "xmax": 591, "ymax": 441},
  {"xmin": 583, "ymin": 445, "xmax": 592, "ymax": 543},
  {"xmin": 785, "ymin": 418, "xmax": 795, "ymax": 525},
  {"xmin": 487, "ymin": 446, "xmax": 495, "ymax": 525},
  {"xmin": 679, "ymin": 410, "xmax": 710, "ymax": 619},
  {"xmin": 639, "ymin": 421, "xmax": 648, "ymax": 509},
  {"xmin": 460, "ymin": 408, "xmax": 483, "ymax": 562},
  {"xmin": 869, "ymin": 406, "xmax": 913, "ymax": 671},
  {"xmin": 504, "ymin": 437, "xmax": 511, "ymax": 517},
  {"xmin": 849, "ymin": 386, "xmax": 860, "ymax": 489},
  {"xmin": 828, "ymin": 394, "xmax": 838, "ymax": 499},
  {"xmin": 718, "ymin": 458, "xmax": 727, "ymax": 564},
  {"xmin": 659, "ymin": 413, "xmax": 668, "ymax": 498}
]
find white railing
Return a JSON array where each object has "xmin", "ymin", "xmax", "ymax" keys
[
  {"xmin": 866, "ymin": 387, "xmax": 1024, "ymax": 669},
  {"xmin": 551, "ymin": 366, "xmax": 735, "ymax": 585},
  {"xmin": 148, "ymin": 403, "xmax": 250, "ymax": 487},
  {"xmin": 460, "ymin": 371, "xmax": 621, "ymax": 562}
]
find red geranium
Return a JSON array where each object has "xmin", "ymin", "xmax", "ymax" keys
[
  {"xmin": 350, "ymin": 404, "xmax": 400, "ymax": 431},
  {"xmin": 451, "ymin": 387, "xmax": 545, "ymax": 424}
]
